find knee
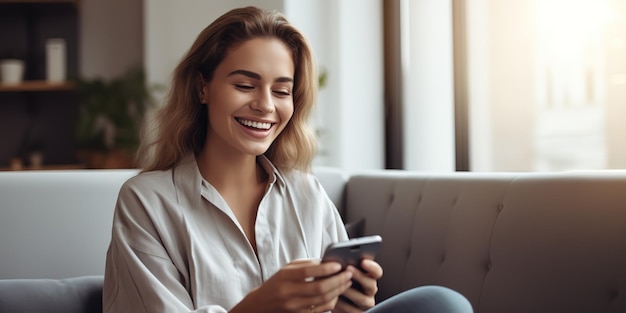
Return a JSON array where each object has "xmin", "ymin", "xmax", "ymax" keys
[
  {"xmin": 417, "ymin": 285, "xmax": 472, "ymax": 309},
  {"xmin": 412, "ymin": 285, "xmax": 473, "ymax": 312},
  {"xmin": 378, "ymin": 285, "xmax": 474, "ymax": 313}
]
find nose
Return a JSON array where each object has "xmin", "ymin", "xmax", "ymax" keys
[{"xmin": 250, "ymin": 88, "xmax": 275, "ymax": 113}]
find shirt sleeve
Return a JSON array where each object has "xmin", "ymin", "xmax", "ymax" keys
[{"xmin": 103, "ymin": 180, "xmax": 228, "ymax": 313}]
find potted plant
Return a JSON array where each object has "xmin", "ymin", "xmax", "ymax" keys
[{"xmin": 75, "ymin": 66, "xmax": 156, "ymax": 168}]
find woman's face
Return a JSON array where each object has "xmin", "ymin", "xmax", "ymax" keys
[{"xmin": 200, "ymin": 37, "xmax": 295, "ymax": 158}]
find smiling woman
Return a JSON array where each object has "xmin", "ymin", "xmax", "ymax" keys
[
  {"xmin": 102, "ymin": 6, "xmax": 472, "ymax": 313},
  {"xmin": 136, "ymin": 9, "xmax": 318, "ymax": 173},
  {"xmin": 196, "ymin": 38, "xmax": 295, "ymax": 162}
]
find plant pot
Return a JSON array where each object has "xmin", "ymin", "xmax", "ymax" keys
[{"xmin": 29, "ymin": 151, "xmax": 44, "ymax": 169}]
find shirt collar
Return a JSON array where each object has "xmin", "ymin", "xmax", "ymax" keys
[
  {"xmin": 172, "ymin": 154, "xmax": 203, "ymax": 209},
  {"xmin": 172, "ymin": 154, "xmax": 287, "ymax": 203},
  {"xmin": 256, "ymin": 154, "xmax": 286, "ymax": 188}
]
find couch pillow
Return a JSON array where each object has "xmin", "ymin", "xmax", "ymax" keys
[{"xmin": 0, "ymin": 276, "xmax": 103, "ymax": 313}]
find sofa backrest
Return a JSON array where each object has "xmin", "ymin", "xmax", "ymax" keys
[
  {"xmin": 8, "ymin": 168, "xmax": 625, "ymax": 313},
  {"xmin": 312, "ymin": 166, "xmax": 349, "ymax": 215},
  {"xmin": 0, "ymin": 170, "xmax": 137, "ymax": 279},
  {"xmin": 343, "ymin": 170, "xmax": 626, "ymax": 313},
  {"xmin": 0, "ymin": 168, "xmax": 345, "ymax": 280}
]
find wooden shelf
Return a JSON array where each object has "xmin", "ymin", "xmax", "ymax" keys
[
  {"xmin": 0, "ymin": 163, "xmax": 85, "ymax": 171},
  {"xmin": 0, "ymin": 80, "xmax": 75, "ymax": 92},
  {"xmin": 1, "ymin": 0, "xmax": 81, "ymax": 167},
  {"xmin": 0, "ymin": 0, "xmax": 78, "ymax": 4}
]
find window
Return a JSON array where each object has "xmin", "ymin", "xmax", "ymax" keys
[{"xmin": 464, "ymin": 0, "xmax": 626, "ymax": 171}]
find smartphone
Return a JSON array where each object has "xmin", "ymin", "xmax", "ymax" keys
[
  {"xmin": 321, "ymin": 235, "xmax": 382, "ymax": 269},
  {"xmin": 321, "ymin": 235, "xmax": 382, "ymax": 305}
]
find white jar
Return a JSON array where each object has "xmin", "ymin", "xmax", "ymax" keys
[
  {"xmin": 0, "ymin": 59, "xmax": 25, "ymax": 85},
  {"xmin": 46, "ymin": 38, "xmax": 67, "ymax": 83}
]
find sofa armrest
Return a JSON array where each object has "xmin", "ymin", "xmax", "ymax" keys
[{"xmin": 0, "ymin": 276, "xmax": 103, "ymax": 313}]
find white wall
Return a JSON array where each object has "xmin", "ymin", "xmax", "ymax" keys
[
  {"xmin": 283, "ymin": 0, "xmax": 332, "ymax": 164},
  {"xmin": 145, "ymin": 0, "xmax": 386, "ymax": 170},
  {"xmin": 402, "ymin": 0, "xmax": 456, "ymax": 171},
  {"xmin": 144, "ymin": 0, "xmax": 283, "ymax": 100},
  {"xmin": 285, "ymin": 0, "xmax": 385, "ymax": 170},
  {"xmin": 335, "ymin": 0, "xmax": 385, "ymax": 170},
  {"xmin": 80, "ymin": 0, "xmax": 143, "ymax": 80}
]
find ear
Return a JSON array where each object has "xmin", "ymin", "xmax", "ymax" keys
[{"xmin": 197, "ymin": 73, "xmax": 207, "ymax": 104}]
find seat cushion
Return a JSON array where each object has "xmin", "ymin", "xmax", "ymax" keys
[{"xmin": 0, "ymin": 276, "xmax": 102, "ymax": 313}]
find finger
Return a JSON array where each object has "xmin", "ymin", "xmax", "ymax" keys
[
  {"xmin": 341, "ymin": 286, "xmax": 376, "ymax": 311},
  {"xmin": 271, "ymin": 266, "xmax": 351, "ymax": 305},
  {"xmin": 302, "ymin": 269, "xmax": 353, "ymax": 296},
  {"xmin": 360, "ymin": 259, "xmax": 383, "ymax": 279},
  {"xmin": 286, "ymin": 258, "xmax": 319, "ymax": 267},
  {"xmin": 290, "ymin": 274, "xmax": 352, "ymax": 312},
  {"xmin": 287, "ymin": 262, "xmax": 343, "ymax": 282},
  {"xmin": 304, "ymin": 291, "xmax": 341, "ymax": 313},
  {"xmin": 335, "ymin": 297, "xmax": 362, "ymax": 313},
  {"xmin": 285, "ymin": 259, "xmax": 320, "ymax": 282},
  {"xmin": 346, "ymin": 265, "xmax": 378, "ymax": 297}
]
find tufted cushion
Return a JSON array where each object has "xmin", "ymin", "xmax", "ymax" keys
[
  {"xmin": 344, "ymin": 171, "xmax": 626, "ymax": 313},
  {"xmin": 0, "ymin": 276, "xmax": 103, "ymax": 313}
]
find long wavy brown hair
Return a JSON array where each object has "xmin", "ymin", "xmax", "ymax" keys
[{"xmin": 136, "ymin": 6, "xmax": 318, "ymax": 172}]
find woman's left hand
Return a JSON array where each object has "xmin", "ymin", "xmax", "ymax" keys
[{"xmin": 332, "ymin": 259, "xmax": 383, "ymax": 313}]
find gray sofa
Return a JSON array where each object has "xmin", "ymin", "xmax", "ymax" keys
[
  {"xmin": 2, "ymin": 168, "xmax": 626, "ymax": 313},
  {"xmin": 0, "ymin": 276, "xmax": 102, "ymax": 313}
]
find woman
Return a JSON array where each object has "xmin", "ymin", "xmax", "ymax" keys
[{"xmin": 103, "ymin": 6, "xmax": 473, "ymax": 313}]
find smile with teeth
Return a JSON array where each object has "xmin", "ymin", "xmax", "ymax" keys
[{"xmin": 236, "ymin": 118, "xmax": 273, "ymax": 130}]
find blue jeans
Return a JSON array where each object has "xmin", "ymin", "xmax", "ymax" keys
[{"xmin": 366, "ymin": 286, "xmax": 474, "ymax": 313}]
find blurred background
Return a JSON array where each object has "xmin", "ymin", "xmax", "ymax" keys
[{"xmin": 0, "ymin": 0, "xmax": 624, "ymax": 172}]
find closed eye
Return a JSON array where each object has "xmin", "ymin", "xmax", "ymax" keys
[
  {"xmin": 234, "ymin": 84, "xmax": 254, "ymax": 90},
  {"xmin": 273, "ymin": 90, "xmax": 291, "ymax": 97}
]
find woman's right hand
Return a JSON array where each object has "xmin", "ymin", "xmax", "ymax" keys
[{"xmin": 230, "ymin": 259, "xmax": 353, "ymax": 313}]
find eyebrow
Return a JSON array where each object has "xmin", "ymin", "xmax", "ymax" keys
[{"xmin": 228, "ymin": 69, "xmax": 293, "ymax": 83}]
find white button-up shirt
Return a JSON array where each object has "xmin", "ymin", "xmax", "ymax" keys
[{"xmin": 103, "ymin": 155, "xmax": 348, "ymax": 312}]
